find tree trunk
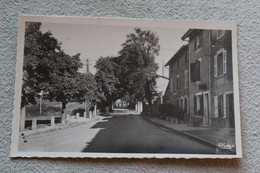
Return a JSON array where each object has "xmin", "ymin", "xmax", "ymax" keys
[
  {"xmin": 94, "ymin": 104, "xmax": 97, "ymax": 117},
  {"xmin": 61, "ymin": 101, "xmax": 67, "ymax": 125},
  {"xmin": 109, "ymin": 103, "xmax": 113, "ymax": 113},
  {"xmin": 148, "ymin": 99, "xmax": 153, "ymax": 114}
]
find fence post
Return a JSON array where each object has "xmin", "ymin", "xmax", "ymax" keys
[
  {"xmin": 83, "ymin": 112, "xmax": 86, "ymax": 118},
  {"xmin": 51, "ymin": 117, "xmax": 55, "ymax": 126},
  {"xmin": 32, "ymin": 118, "xmax": 37, "ymax": 130},
  {"xmin": 89, "ymin": 111, "xmax": 93, "ymax": 118},
  {"xmin": 76, "ymin": 113, "xmax": 79, "ymax": 119}
]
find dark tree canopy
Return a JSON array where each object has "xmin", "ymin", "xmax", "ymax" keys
[
  {"xmin": 94, "ymin": 56, "xmax": 121, "ymax": 111},
  {"xmin": 22, "ymin": 22, "xmax": 62, "ymax": 107},
  {"xmin": 94, "ymin": 28, "xmax": 161, "ymax": 111},
  {"xmin": 22, "ymin": 22, "xmax": 84, "ymax": 110},
  {"xmin": 118, "ymin": 28, "xmax": 160, "ymax": 105},
  {"xmin": 23, "ymin": 24, "xmax": 160, "ymax": 114},
  {"xmin": 76, "ymin": 72, "xmax": 98, "ymax": 103}
]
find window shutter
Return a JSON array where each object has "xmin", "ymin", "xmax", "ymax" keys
[
  {"xmin": 223, "ymin": 50, "xmax": 227, "ymax": 74},
  {"xmin": 195, "ymin": 60, "xmax": 200, "ymax": 81},
  {"xmin": 184, "ymin": 70, "xmax": 188, "ymax": 88},
  {"xmin": 214, "ymin": 55, "xmax": 217, "ymax": 77},
  {"xmin": 190, "ymin": 63, "xmax": 195, "ymax": 82},
  {"xmin": 223, "ymin": 94, "xmax": 227, "ymax": 118},
  {"xmin": 176, "ymin": 77, "xmax": 178, "ymax": 91},
  {"xmin": 214, "ymin": 96, "xmax": 219, "ymax": 118},
  {"xmin": 195, "ymin": 60, "xmax": 201, "ymax": 81}
]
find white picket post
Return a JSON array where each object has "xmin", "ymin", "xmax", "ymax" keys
[
  {"xmin": 32, "ymin": 118, "xmax": 37, "ymax": 130},
  {"xmin": 51, "ymin": 117, "xmax": 55, "ymax": 126}
]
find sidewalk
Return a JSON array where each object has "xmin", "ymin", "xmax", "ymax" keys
[
  {"xmin": 21, "ymin": 115, "xmax": 105, "ymax": 137},
  {"xmin": 146, "ymin": 117, "xmax": 236, "ymax": 154}
]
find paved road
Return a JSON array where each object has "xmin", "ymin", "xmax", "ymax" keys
[
  {"xmin": 19, "ymin": 109, "xmax": 216, "ymax": 154},
  {"xmin": 82, "ymin": 110, "xmax": 216, "ymax": 154}
]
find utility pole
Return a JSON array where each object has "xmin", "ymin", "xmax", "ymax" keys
[
  {"xmin": 162, "ymin": 56, "xmax": 164, "ymax": 76},
  {"xmin": 86, "ymin": 59, "xmax": 89, "ymax": 73},
  {"xmin": 85, "ymin": 58, "xmax": 94, "ymax": 118},
  {"xmin": 37, "ymin": 90, "xmax": 48, "ymax": 115},
  {"xmin": 86, "ymin": 58, "xmax": 93, "ymax": 73}
]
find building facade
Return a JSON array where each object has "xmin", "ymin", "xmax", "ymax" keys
[
  {"xmin": 182, "ymin": 30, "xmax": 212, "ymax": 126},
  {"xmin": 210, "ymin": 30, "xmax": 234, "ymax": 128},
  {"xmin": 164, "ymin": 45, "xmax": 190, "ymax": 123},
  {"xmin": 163, "ymin": 29, "xmax": 234, "ymax": 128}
]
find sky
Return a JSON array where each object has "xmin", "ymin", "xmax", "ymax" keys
[{"xmin": 40, "ymin": 22, "xmax": 188, "ymax": 94}]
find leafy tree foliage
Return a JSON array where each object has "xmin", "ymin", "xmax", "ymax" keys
[
  {"xmin": 76, "ymin": 72, "xmax": 98, "ymax": 103},
  {"xmin": 94, "ymin": 56, "xmax": 120, "ymax": 112},
  {"xmin": 22, "ymin": 22, "xmax": 86, "ymax": 113},
  {"xmin": 22, "ymin": 22, "xmax": 62, "ymax": 107},
  {"xmin": 94, "ymin": 28, "xmax": 160, "ymax": 111},
  {"xmin": 118, "ymin": 28, "xmax": 160, "ymax": 105}
]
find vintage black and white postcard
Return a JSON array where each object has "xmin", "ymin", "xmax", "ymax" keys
[{"xmin": 11, "ymin": 15, "xmax": 242, "ymax": 158}]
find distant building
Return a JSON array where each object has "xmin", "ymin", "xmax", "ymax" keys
[{"xmin": 164, "ymin": 45, "xmax": 190, "ymax": 122}]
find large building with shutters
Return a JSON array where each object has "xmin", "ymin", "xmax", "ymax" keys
[
  {"xmin": 209, "ymin": 30, "xmax": 234, "ymax": 128},
  {"xmin": 164, "ymin": 45, "xmax": 190, "ymax": 123},
  {"xmin": 182, "ymin": 30, "xmax": 212, "ymax": 126},
  {"xmin": 163, "ymin": 29, "xmax": 234, "ymax": 128}
]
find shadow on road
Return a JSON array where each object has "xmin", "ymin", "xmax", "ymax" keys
[{"xmin": 81, "ymin": 112, "xmax": 217, "ymax": 154}]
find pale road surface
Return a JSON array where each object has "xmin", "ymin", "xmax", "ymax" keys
[{"xmin": 19, "ymin": 109, "xmax": 216, "ymax": 154}]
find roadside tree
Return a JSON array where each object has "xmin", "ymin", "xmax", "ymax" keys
[
  {"xmin": 94, "ymin": 56, "xmax": 121, "ymax": 112},
  {"xmin": 118, "ymin": 28, "xmax": 160, "ymax": 106}
]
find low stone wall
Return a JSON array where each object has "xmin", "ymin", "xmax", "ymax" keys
[
  {"xmin": 21, "ymin": 108, "xmax": 97, "ymax": 132},
  {"xmin": 24, "ymin": 115, "xmax": 61, "ymax": 130}
]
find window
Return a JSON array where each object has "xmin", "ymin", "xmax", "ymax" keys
[
  {"xmin": 184, "ymin": 70, "xmax": 188, "ymax": 89},
  {"xmin": 217, "ymin": 30, "xmax": 225, "ymax": 39},
  {"xmin": 214, "ymin": 94, "xmax": 226, "ymax": 118},
  {"xmin": 176, "ymin": 75, "xmax": 179, "ymax": 91},
  {"xmin": 190, "ymin": 59, "xmax": 201, "ymax": 82},
  {"xmin": 214, "ymin": 49, "xmax": 227, "ymax": 77},
  {"xmin": 194, "ymin": 33, "xmax": 203, "ymax": 51}
]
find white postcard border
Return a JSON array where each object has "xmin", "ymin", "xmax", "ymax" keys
[{"xmin": 11, "ymin": 15, "xmax": 242, "ymax": 159}]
